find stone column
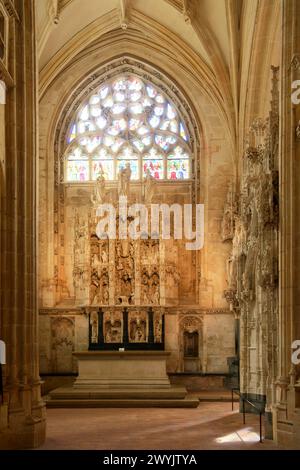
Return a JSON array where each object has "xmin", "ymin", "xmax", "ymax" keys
[
  {"xmin": 274, "ymin": 0, "xmax": 300, "ymax": 447},
  {"xmin": 0, "ymin": 1, "xmax": 46, "ymax": 449}
]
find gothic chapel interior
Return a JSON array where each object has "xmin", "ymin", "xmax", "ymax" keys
[{"xmin": 0, "ymin": 0, "xmax": 300, "ymax": 451}]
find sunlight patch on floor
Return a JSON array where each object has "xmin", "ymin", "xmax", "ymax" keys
[{"xmin": 215, "ymin": 427, "xmax": 260, "ymax": 444}]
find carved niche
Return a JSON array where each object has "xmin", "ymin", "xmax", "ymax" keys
[
  {"xmin": 74, "ymin": 211, "xmax": 88, "ymax": 263},
  {"xmin": 179, "ymin": 315, "xmax": 203, "ymax": 373},
  {"xmin": 141, "ymin": 266, "xmax": 160, "ymax": 305},
  {"xmin": 115, "ymin": 236, "xmax": 135, "ymax": 305},
  {"xmin": 103, "ymin": 310, "xmax": 123, "ymax": 343},
  {"xmin": 73, "ymin": 211, "xmax": 89, "ymax": 303},
  {"xmin": 140, "ymin": 239, "xmax": 159, "ymax": 265},
  {"xmin": 129, "ymin": 311, "xmax": 148, "ymax": 343}
]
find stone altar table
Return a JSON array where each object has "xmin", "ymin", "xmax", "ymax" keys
[
  {"xmin": 47, "ymin": 351, "xmax": 199, "ymax": 408},
  {"xmin": 73, "ymin": 351, "xmax": 171, "ymax": 388}
]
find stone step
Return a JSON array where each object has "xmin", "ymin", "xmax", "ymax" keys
[
  {"xmin": 46, "ymin": 385, "xmax": 199, "ymax": 408},
  {"xmin": 182, "ymin": 390, "xmax": 238, "ymax": 402},
  {"xmin": 46, "ymin": 397, "xmax": 199, "ymax": 408},
  {"xmin": 49, "ymin": 385, "xmax": 187, "ymax": 400}
]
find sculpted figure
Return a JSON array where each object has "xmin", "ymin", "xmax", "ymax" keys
[
  {"xmin": 74, "ymin": 214, "xmax": 87, "ymax": 256},
  {"xmin": 91, "ymin": 168, "xmax": 106, "ymax": 205},
  {"xmin": 144, "ymin": 168, "xmax": 155, "ymax": 203},
  {"xmin": 118, "ymin": 163, "xmax": 131, "ymax": 196},
  {"xmin": 101, "ymin": 249, "xmax": 108, "ymax": 264}
]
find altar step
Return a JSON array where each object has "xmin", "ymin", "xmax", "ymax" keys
[
  {"xmin": 46, "ymin": 398, "xmax": 199, "ymax": 408},
  {"xmin": 46, "ymin": 386, "xmax": 199, "ymax": 408}
]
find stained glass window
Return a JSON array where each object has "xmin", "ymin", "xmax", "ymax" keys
[{"xmin": 65, "ymin": 75, "xmax": 191, "ymax": 181}]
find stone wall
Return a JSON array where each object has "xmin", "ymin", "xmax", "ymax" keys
[
  {"xmin": 39, "ymin": 308, "xmax": 235, "ymax": 375},
  {"xmin": 38, "ymin": 56, "xmax": 236, "ymax": 379}
]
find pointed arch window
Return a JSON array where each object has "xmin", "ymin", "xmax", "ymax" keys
[{"xmin": 64, "ymin": 75, "xmax": 191, "ymax": 182}]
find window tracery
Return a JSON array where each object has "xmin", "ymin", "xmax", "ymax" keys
[{"xmin": 64, "ymin": 74, "xmax": 191, "ymax": 182}]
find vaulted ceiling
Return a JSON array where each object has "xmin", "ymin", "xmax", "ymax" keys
[
  {"xmin": 37, "ymin": 0, "xmax": 236, "ymax": 72},
  {"xmin": 36, "ymin": 0, "xmax": 280, "ymax": 159}
]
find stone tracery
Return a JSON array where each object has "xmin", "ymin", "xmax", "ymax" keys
[{"xmin": 64, "ymin": 73, "xmax": 191, "ymax": 183}]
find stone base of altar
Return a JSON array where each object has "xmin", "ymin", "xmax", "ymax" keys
[{"xmin": 46, "ymin": 351, "xmax": 199, "ymax": 408}]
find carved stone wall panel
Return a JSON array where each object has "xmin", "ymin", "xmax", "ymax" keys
[
  {"xmin": 39, "ymin": 307, "xmax": 234, "ymax": 374},
  {"xmin": 224, "ymin": 67, "xmax": 279, "ymax": 409},
  {"xmin": 50, "ymin": 316, "xmax": 75, "ymax": 373},
  {"xmin": 39, "ymin": 316, "xmax": 51, "ymax": 374}
]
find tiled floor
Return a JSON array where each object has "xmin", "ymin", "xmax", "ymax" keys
[{"xmin": 38, "ymin": 401, "xmax": 287, "ymax": 450}]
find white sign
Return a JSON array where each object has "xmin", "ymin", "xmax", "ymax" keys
[
  {"xmin": 291, "ymin": 80, "xmax": 300, "ymax": 105},
  {"xmin": 0, "ymin": 80, "xmax": 6, "ymax": 105},
  {"xmin": 292, "ymin": 339, "xmax": 300, "ymax": 365},
  {"xmin": 0, "ymin": 340, "xmax": 6, "ymax": 364}
]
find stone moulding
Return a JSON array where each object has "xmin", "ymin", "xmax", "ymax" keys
[{"xmin": 39, "ymin": 307, "xmax": 231, "ymax": 316}]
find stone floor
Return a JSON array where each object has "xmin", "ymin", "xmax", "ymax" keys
[{"xmin": 37, "ymin": 401, "xmax": 290, "ymax": 450}]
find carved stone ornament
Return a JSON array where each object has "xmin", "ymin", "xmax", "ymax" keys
[
  {"xmin": 226, "ymin": 66, "xmax": 279, "ymax": 408},
  {"xmin": 221, "ymin": 181, "xmax": 237, "ymax": 241},
  {"xmin": 181, "ymin": 315, "xmax": 202, "ymax": 333}
]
